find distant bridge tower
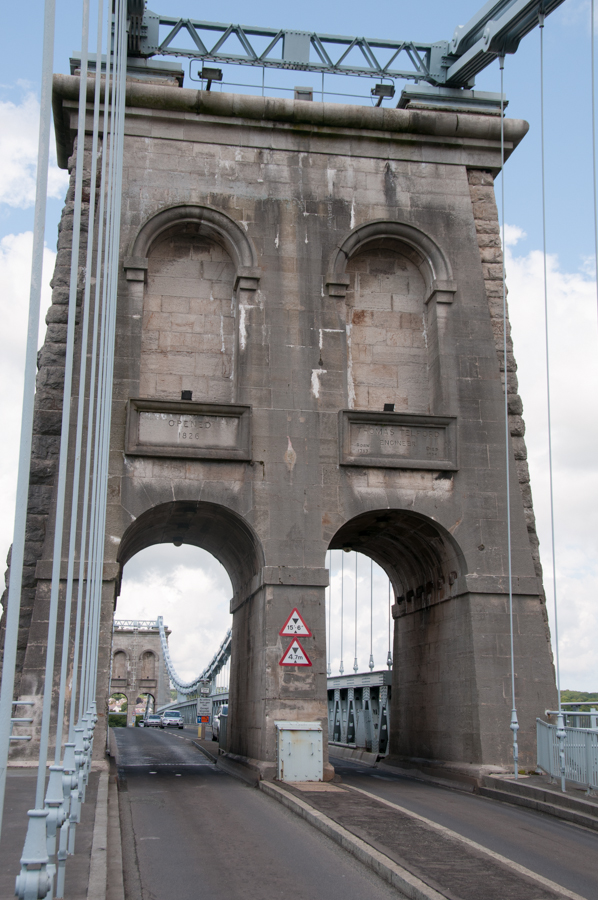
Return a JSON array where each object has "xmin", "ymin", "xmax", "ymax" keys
[{"xmin": 110, "ymin": 620, "xmax": 172, "ymax": 725}]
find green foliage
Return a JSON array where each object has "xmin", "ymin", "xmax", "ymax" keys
[
  {"xmin": 109, "ymin": 713, "xmax": 127, "ymax": 728},
  {"xmin": 135, "ymin": 714, "xmax": 144, "ymax": 727},
  {"xmin": 561, "ymin": 690, "xmax": 598, "ymax": 704}
]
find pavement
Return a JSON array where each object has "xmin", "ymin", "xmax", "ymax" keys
[
  {"xmin": 0, "ymin": 767, "xmax": 102, "ymax": 900},
  {"xmin": 330, "ymin": 756, "xmax": 598, "ymax": 898}
]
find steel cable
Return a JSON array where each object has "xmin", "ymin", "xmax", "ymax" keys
[
  {"xmin": 34, "ymin": 0, "xmax": 95, "ymax": 807},
  {"xmin": 52, "ymin": 0, "xmax": 92, "ymax": 768},
  {"xmin": 369, "ymin": 558, "xmax": 374, "ymax": 670},
  {"xmin": 353, "ymin": 553, "xmax": 358, "ymax": 673},
  {"xmin": 499, "ymin": 55, "xmax": 520, "ymax": 779},
  {"xmin": 327, "ymin": 550, "xmax": 332, "ymax": 675},
  {"xmin": 70, "ymin": 0, "xmax": 107, "ymax": 738},
  {"xmin": 539, "ymin": 15, "xmax": 563, "ymax": 745},
  {"xmin": 339, "ymin": 552, "xmax": 344, "ymax": 674},
  {"xmin": 0, "ymin": 0, "xmax": 56, "ymax": 841}
]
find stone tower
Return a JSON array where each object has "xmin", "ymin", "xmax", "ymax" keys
[
  {"xmin": 110, "ymin": 620, "xmax": 172, "ymax": 724},
  {"xmin": 4, "ymin": 71, "xmax": 556, "ymax": 772}
]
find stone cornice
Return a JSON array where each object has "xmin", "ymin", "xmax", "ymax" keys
[{"xmin": 52, "ymin": 73, "xmax": 529, "ymax": 169}]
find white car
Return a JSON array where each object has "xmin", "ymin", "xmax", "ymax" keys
[
  {"xmin": 160, "ymin": 710, "xmax": 184, "ymax": 729},
  {"xmin": 144, "ymin": 714, "xmax": 162, "ymax": 728},
  {"xmin": 212, "ymin": 705, "xmax": 228, "ymax": 740}
]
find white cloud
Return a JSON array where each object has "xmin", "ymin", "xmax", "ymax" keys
[
  {"xmin": 506, "ymin": 236, "xmax": 598, "ymax": 691},
  {"xmin": 503, "ymin": 223, "xmax": 527, "ymax": 247},
  {"xmin": 116, "ymin": 545, "xmax": 233, "ymax": 682},
  {"xmin": 0, "ymin": 232, "xmax": 54, "ymax": 566},
  {"xmin": 0, "ymin": 92, "xmax": 69, "ymax": 208}
]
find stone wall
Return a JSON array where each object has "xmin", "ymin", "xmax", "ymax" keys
[
  {"xmin": 467, "ymin": 170, "xmax": 544, "ymax": 591},
  {"xmin": 345, "ymin": 246, "xmax": 429, "ymax": 412},
  {"xmin": 140, "ymin": 228, "xmax": 236, "ymax": 402}
]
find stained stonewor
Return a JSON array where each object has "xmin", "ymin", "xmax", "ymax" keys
[
  {"xmin": 140, "ymin": 228, "xmax": 236, "ymax": 402},
  {"xmin": 346, "ymin": 247, "xmax": 429, "ymax": 413},
  {"xmin": 467, "ymin": 169, "xmax": 545, "ymax": 590},
  {"xmin": 3, "ymin": 74, "xmax": 557, "ymax": 774}
]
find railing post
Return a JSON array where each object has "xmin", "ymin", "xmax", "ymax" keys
[
  {"xmin": 44, "ymin": 766, "xmax": 66, "ymax": 858},
  {"xmin": 556, "ymin": 712, "xmax": 567, "ymax": 792},
  {"xmin": 362, "ymin": 686, "xmax": 373, "ymax": 752},
  {"xmin": 510, "ymin": 709, "xmax": 519, "ymax": 776},
  {"xmin": 379, "ymin": 684, "xmax": 389, "ymax": 755},
  {"xmin": 15, "ymin": 810, "xmax": 53, "ymax": 900}
]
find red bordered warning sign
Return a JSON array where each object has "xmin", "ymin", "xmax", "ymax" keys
[
  {"xmin": 279, "ymin": 608, "xmax": 312, "ymax": 637},
  {"xmin": 279, "ymin": 639, "xmax": 312, "ymax": 667}
]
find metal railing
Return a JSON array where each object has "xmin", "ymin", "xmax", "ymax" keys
[
  {"xmin": 537, "ymin": 718, "xmax": 598, "ymax": 792},
  {"xmin": 0, "ymin": 0, "xmax": 130, "ymax": 896}
]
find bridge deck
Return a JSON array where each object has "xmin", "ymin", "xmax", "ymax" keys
[
  {"xmin": 4, "ymin": 730, "xmax": 594, "ymax": 898},
  {"xmin": 113, "ymin": 728, "xmax": 399, "ymax": 900}
]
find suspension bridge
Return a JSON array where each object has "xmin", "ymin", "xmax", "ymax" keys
[{"xmin": 0, "ymin": 0, "xmax": 597, "ymax": 896}]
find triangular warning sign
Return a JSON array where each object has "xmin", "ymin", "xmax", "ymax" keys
[
  {"xmin": 279, "ymin": 639, "xmax": 312, "ymax": 667},
  {"xmin": 279, "ymin": 608, "xmax": 312, "ymax": 637}
]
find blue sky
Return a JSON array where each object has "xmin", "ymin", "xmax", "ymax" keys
[
  {"xmin": 0, "ymin": 0, "xmax": 596, "ymax": 689},
  {"xmin": 2, "ymin": 0, "xmax": 594, "ymax": 270}
]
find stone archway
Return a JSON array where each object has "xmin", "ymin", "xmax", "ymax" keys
[
  {"xmin": 116, "ymin": 500, "xmax": 266, "ymax": 752},
  {"xmin": 328, "ymin": 509, "xmax": 473, "ymax": 763},
  {"xmin": 117, "ymin": 500, "xmax": 264, "ymax": 598}
]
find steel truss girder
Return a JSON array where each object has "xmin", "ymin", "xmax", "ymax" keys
[
  {"xmin": 131, "ymin": 12, "xmax": 447, "ymax": 83},
  {"xmin": 127, "ymin": 0, "xmax": 566, "ymax": 90}
]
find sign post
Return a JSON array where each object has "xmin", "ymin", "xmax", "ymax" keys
[{"xmin": 196, "ymin": 681, "xmax": 212, "ymax": 738}]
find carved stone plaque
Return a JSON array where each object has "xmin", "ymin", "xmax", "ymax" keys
[
  {"xmin": 125, "ymin": 399, "xmax": 251, "ymax": 460},
  {"xmin": 339, "ymin": 410, "xmax": 457, "ymax": 470}
]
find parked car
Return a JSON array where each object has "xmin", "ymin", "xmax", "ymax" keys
[
  {"xmin": 212, "ymin": 705, "xmax": 228, "ymax": 741},
  {"xmin": 144, "ymin": 714, "xmax": 162, "ymax": 727},
  {"xmin": 160, "ymin": 710, "xmax": 184, "ymax": 729}
]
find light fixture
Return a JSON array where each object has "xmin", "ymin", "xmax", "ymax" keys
[
  {"xmin": 201, "ymin": 67, "xmax": 223, "ymax": 91},
  {"xmin": 371, "ymin": 83, "xmax": 396, "ymax": 107},
  {"xmin": 294, "ymin": 86, "xmax": 314, "ymax": 101},
  {"xmin": 173, "ymin": 537, "xmax": 183, "ymax": 547}
]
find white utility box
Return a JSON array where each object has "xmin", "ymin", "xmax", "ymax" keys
[{"xmin": 275, "ymin": 721, "xmax": 323, "ymax": 782}]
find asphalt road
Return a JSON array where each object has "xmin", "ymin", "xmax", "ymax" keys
[
  {"xmin": 114, "ymin": 728, "xmax": 402, "ymax": 900},
  {"xmin": 329, "ymin": 755, "xmax": 598, "ymax": 900}
]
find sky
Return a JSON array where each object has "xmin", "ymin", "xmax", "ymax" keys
[{"xmin": 0, "ymin": 0, "xmax": 596, "ymax": 690}]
